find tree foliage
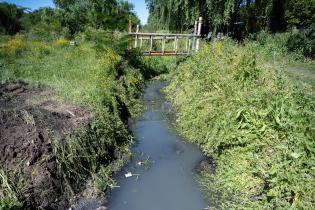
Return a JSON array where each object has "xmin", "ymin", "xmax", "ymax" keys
[
  {"xmin": 54, "ymin": 0, "xmax": 138, "ymax": 34},
  {"xmin": 0, "ymin": 2, "xmax": 26, "ymax": 35},
  {"xmin": 285, "ymin": 0, "xmax": 315, "ymax": 28},
  {"xmin": 0, "ymin": 0, "xmax": 139, "ymax": 36},
  {"xmin": 146, "ymin": 0, "xmax": 315, "ymax": 37}
]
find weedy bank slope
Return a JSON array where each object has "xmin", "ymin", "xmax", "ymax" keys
[
  {"xmin": 0, "ymin": 33, "xmax": 145, "ymax": 209},
  {"xmin": 166, "ymin": 39, "xmax": 315, "ymax": 209}
]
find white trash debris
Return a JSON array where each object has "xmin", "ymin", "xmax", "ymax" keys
[
  {"xmin": 125, "ymin": 172, "xmax": 133, "ymax": 178},
  {"xmin": 109, "ymin": 184, "xmax": 120, "ymax": 188},
  {"xmin": 124, "ymin": 172, "xmax": 140, "ymax": 178}
]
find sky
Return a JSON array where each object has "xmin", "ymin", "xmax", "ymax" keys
[{"xmin": 2, "ymin": 0, "xmax": 149, "ymax": 24}]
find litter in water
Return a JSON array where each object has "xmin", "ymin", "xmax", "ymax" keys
[{"xmin": 125, "ymin": 172, "xmax": 133, "ymax": 178}]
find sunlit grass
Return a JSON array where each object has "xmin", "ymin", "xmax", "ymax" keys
[
  {"xmin": 166, "ymin": 39, "xmax": 315, "ymax": 209},
  {"xmin": 0, "ymin": 34, "xmax": 145, "ymax": 204}
]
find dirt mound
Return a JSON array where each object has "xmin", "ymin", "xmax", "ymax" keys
[{"xmin": 0, "ymin": 81, "xmax": 89, "ymax": 209}]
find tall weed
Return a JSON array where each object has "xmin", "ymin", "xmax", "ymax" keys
[{"xmin": 166, "ymin": 40, "xmax": 315, "ymax": 209}]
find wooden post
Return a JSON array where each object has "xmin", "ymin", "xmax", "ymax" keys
[
  {"xmin": 140, "ymin": 36, "xmax": 143, "ymax": 49},
  {"xmin": 173, "ymin": 36, "xmax": 176, "ymax": 51},
  {"xmin": 185, "ymin": 37, "xmax": 189, "ymax": 52},
  {"xmin": 134, "ymin": 24, "xmax": 139, "ymax": 48},
  {"xmin": 174, "ymin": 36, "xmax": 178, "ymax": 53},
  {"xmin": 162, "ymin": 35, "xmax": 165, "ymax": 55},
  {"xmin": 196, "ymin": 17, "xmax": 203, "ymax": 51},
  {"xmin": 150, "ymin": 35, "xmax": 153, "ymax": 53},
  {"xmin": 188, "ymin": 39, "xmax": 191, "ymax": 53},
  {"xmin": 129, "ymin": 15, "xmax": 132, "ymax": 50},
  {"xmin": 192, "ymin": 20, "xmax": 198, "ymax": 51}
]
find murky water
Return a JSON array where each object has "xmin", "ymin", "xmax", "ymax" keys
[{"xmin": 108, "ymin": 80, "xmax": 209, "ymax": 210}]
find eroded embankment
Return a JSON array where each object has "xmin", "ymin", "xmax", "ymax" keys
[
  {"xmin": 0, "ymin": 81, "xmax": 90, "ymax": 209},
  {"xmin": 0, "ymin": 36, "xmax": 148, "ymax": 210},
  {"xmin": 0, "ymin": 79, "xmax": 139, "ymax": 209}
]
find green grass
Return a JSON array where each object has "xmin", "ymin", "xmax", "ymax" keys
[
  {"xmin": 166, "ymin": 39, "xmax": 315, "ymax": 209},
  {"xmin": 245, "ymin": 31, "xmax": 315, "ymax": 93},
  {"xmin": 0, "ymin": 33, "xmax": 146, "ymax": 205},
  {"xmin": 0, "ymin": 170, "xmax": 22, "ymax": 210},
  {"xmin": 0, "ymin": 36, "xmax": 144, "ymax": 112}
]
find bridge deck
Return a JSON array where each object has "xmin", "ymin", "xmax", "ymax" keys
[{"xmin": 142, "ymin": 51, "xmax": 190, "ymax": 56}]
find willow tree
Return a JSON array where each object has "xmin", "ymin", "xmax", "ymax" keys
[
  {"xmin": 146, "ymin": 0, "xmax": 238, "ymax": 33},
  {"xmin": 146, "ymin": 0, "xmax": 314, "ymax": 37},
  {"xmin": 146, "ymin": 0, "xmax": 204, "ymax": 31}
]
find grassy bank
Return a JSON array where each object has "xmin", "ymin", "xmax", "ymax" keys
[
  {"xmin": 0, "ymin": 33, "xmax": 146, "ymax": 209},
  {"xmin": 166, "ymin": 38, "xmax": 315, "ymax": 209}
]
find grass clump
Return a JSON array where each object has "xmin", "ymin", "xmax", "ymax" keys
[
  {"xmin": 0, "ymin": 170, "xmax": 22, "ymax": 210},
  {"xmin": 52, "ymin": 108, "xmax": 130, "ymax": 195},
  {"xmin": 166, "ymin": 40, "xmax": 315, "ymax": 209}
]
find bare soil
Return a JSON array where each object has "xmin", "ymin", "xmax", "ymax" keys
[{"xmin": 0, "ymin": 81, "xmax": 89, "ymax": 209}]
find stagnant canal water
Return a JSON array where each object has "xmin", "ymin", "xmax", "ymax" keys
[{"xmin": 108, "ymin": 80, "xmax": 209, "ymax": 210}]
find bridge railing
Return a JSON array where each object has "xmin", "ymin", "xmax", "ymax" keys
[{"xmin": 128, "ymin": 17, "xmax": 203, "ymax": 56}]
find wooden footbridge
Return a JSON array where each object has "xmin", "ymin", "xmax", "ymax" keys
[{"xmin": 129, "ymin": 17, "xmax": 203, "ymax": 56}]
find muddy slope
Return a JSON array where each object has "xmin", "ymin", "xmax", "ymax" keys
[{"xmin": 0, "ymin": 81, "xmax": 88, "ymax": 209}]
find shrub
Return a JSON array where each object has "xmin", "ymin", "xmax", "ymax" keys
[
  {"xmin": 52, "ymin": 38, "xmax": 68, "ymax": 48},
  {"xmin": 0, "ymin": 36, "xmax": 26, "ymax": 57},
  {"xmin": 252, "ymin": 30, "xmax": 269, "ymax": 45},
  {"xmin": 32, "ymin": 41, "xmax": 51, "ymax": 57},
  {"xmin": 286, "ymin": 26, "xmax": 315, "ymax": 58}
]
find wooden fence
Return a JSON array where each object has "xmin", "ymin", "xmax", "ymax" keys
[{"xmin": 129, "ymin": 17, "xmax": 203, "ymax": 56}]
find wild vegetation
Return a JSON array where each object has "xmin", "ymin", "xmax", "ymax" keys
[
  {"xmin": 1, "ymin": 0, "xmax": 315, "ymax": 209},
  {"xmin": 165, "ymin": 35, "xmax": 315, "ymax": 209},
  {"xmin": 0, "ymin": 1, "xmax": 139, "ymax": 36},
  {"xmin": 0, "ymin": 31, "xmax": 147, "ymax": 209},
  {"xmin": 0, "ymin": 1, "xmax": 151, "ymax": 209},
  {"xmin": 145, "ymin": 0, "xmax": 315, "ymax": 59}
]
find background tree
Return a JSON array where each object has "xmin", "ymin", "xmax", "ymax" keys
[
  {"xmin": 285, "ymin": 0, "xmax": 315, "ymax": 29},
  {"xmin": 53, "ymin": 0, "xmax": 139, "ymax": 34},
  {"xmin": 0, "ymin": 2, "xmax": 26, "ymax": 34}
]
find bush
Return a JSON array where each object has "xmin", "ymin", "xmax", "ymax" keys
[
  {"xmin": 246, "ymin": 31, "xmax": 290, "ymax": 59},
  {"xmin": 0, "ymin": 36, "xmax": 26, "ymax": 57},
  {"xmin": 31, "ymin": 41, "xmax": 51, "ymax": 57},
  {"xmin": 286, "ymin": 26, "xmax": 315, "ymax": 58},
  {"xmin": 52, "ymin": 38, "xmax": 68, "ymax": 48}
]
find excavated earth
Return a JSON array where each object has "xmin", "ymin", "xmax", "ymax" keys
[{"xmin": 0, "ymin": 81, "xmax": 89, "ymax": 209}]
